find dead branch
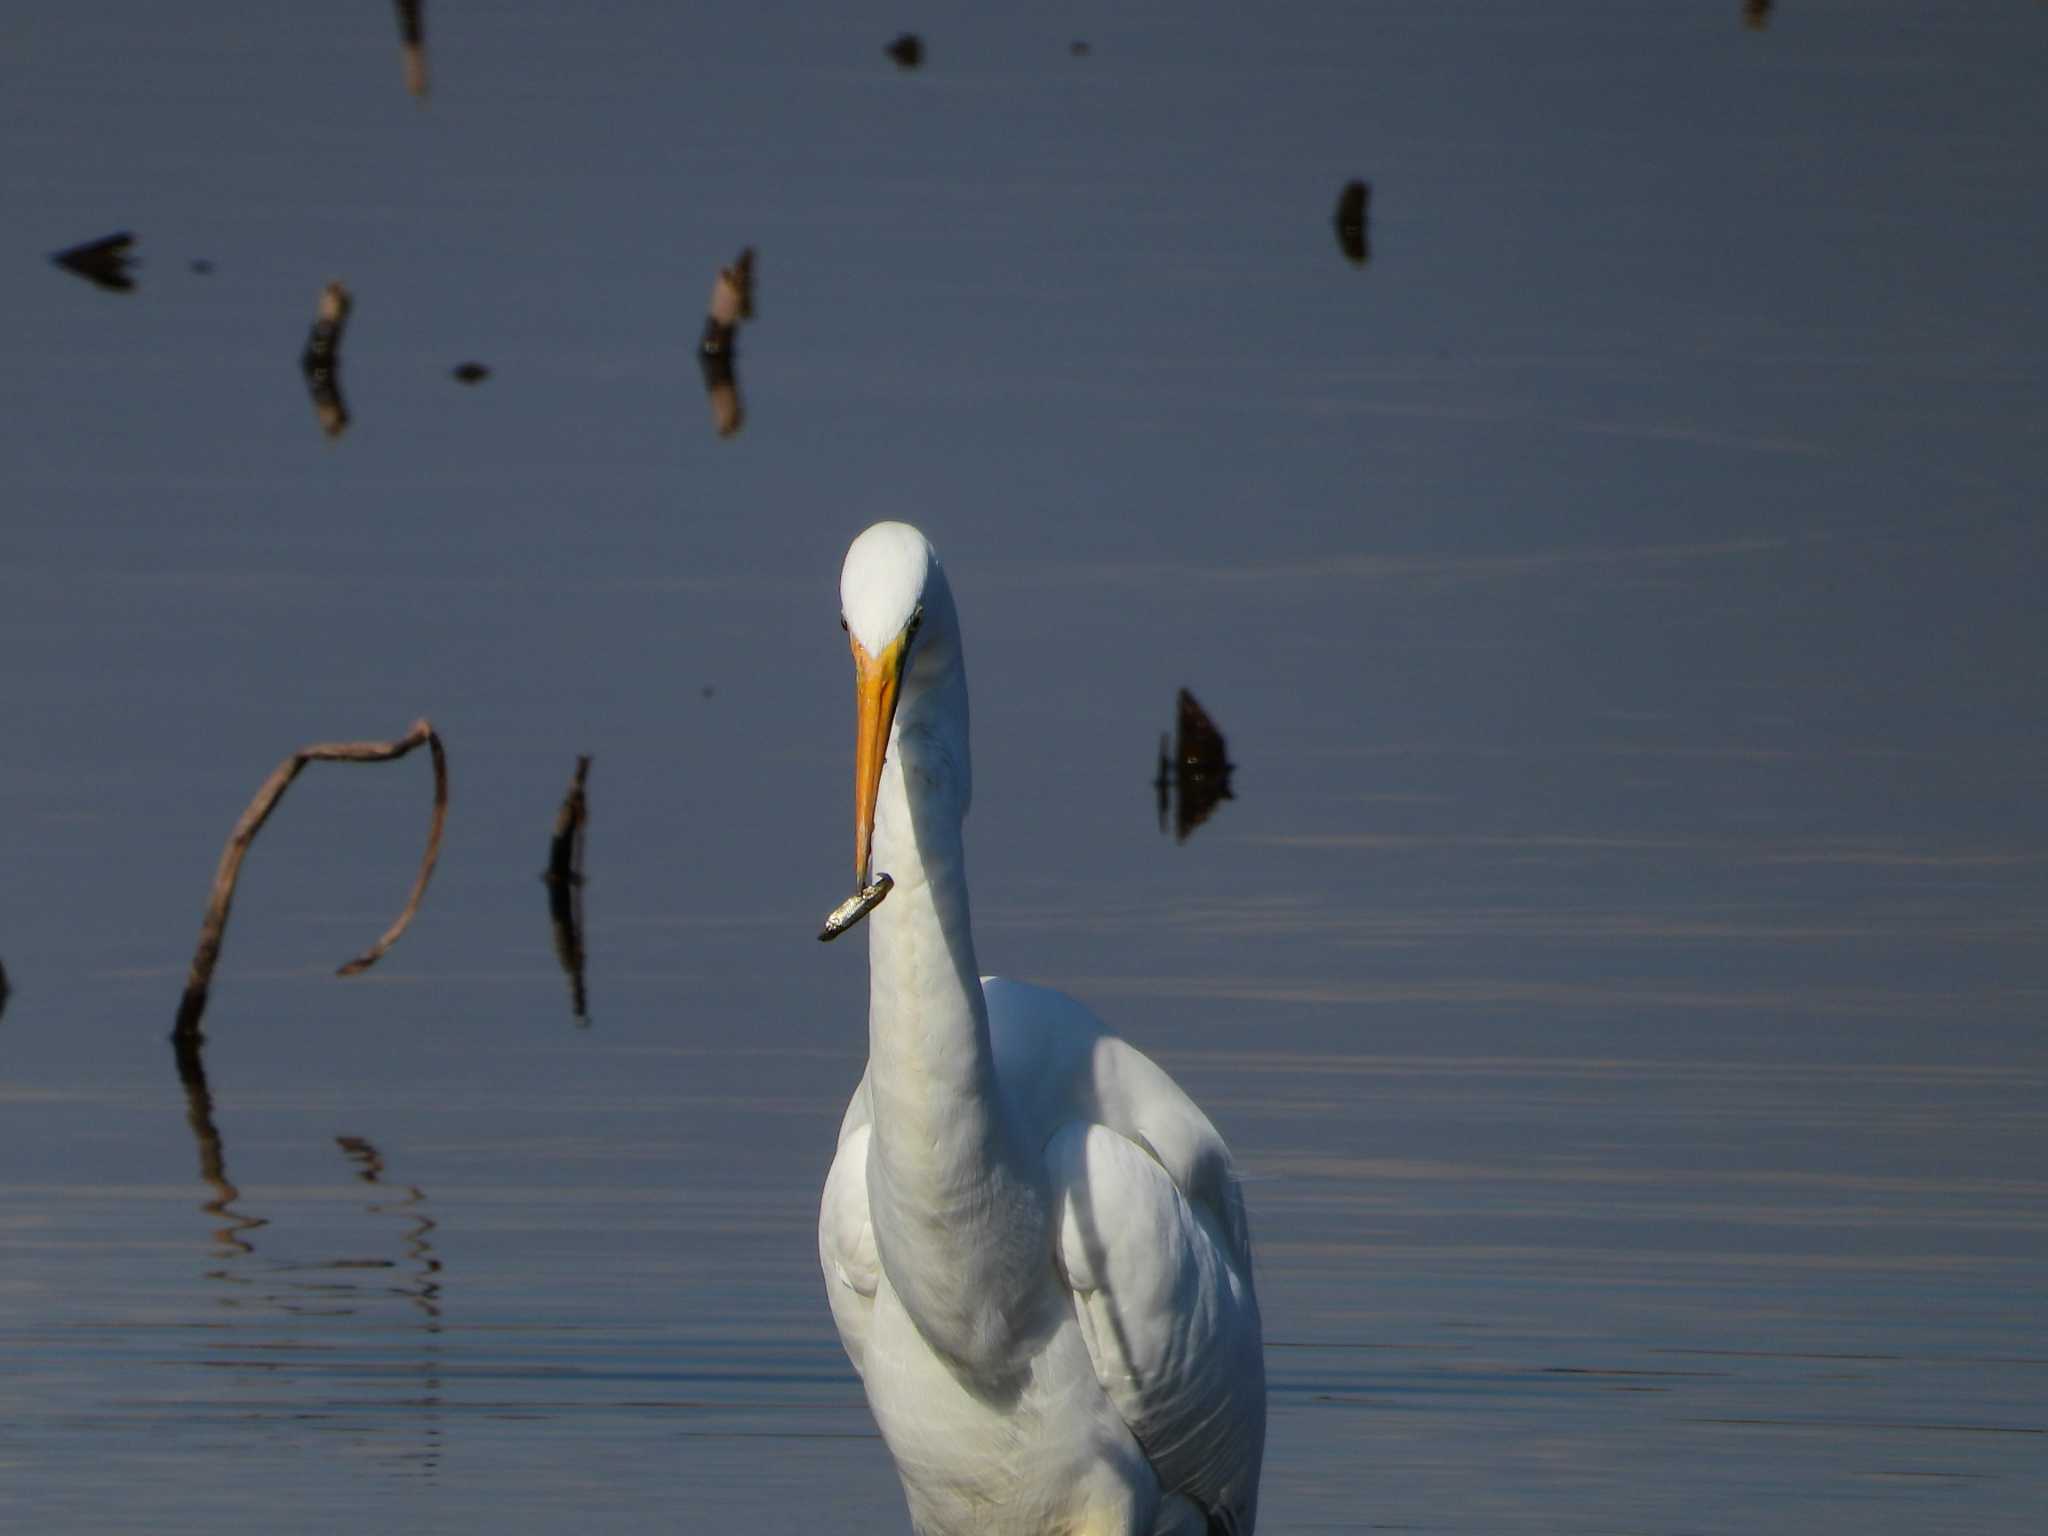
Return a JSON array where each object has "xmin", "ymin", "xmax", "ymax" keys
[
  {"xmin": 544, "ymin": 756, "xmax": 591, "ymax": 1021},
  {"xmin": 395, "ymin": 1, "xmax": 429, "ymax": 99},
  {"xmin": 173, "ymin": 717, "xmax": 448, "ymax": 1040},
  {"xmin": 545, "ymin": 754, "xmax": 591, "ymax": 888},
  {"xmin": 300, "ymin": 280, "xmax": 354, "ymax": 438}
]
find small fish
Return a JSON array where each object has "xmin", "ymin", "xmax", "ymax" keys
[{"xmin": 819, "ymin": 874, "xmax": 894, "ymax": 941}]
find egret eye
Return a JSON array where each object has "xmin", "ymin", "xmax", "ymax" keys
[
  {"xmin": 840, "ymin": 615, "xmax": 850, "ymax": 633},
  {"xmin": 907, "ymin": 605, "xmax": 925, "ymax": 639}
]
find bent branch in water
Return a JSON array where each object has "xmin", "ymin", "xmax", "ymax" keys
[{"xmin": 173, "ymin": 718, "xmax": 448, "ymax": 1040}]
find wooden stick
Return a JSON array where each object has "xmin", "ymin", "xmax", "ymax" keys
[
  {"xmin": 300, "ymin": 280, "xmax": 354, "ymax": 438},
  {"xmin": 545, "ymin": 754, "xmax": 591, "ymax": 889},
  {"xmin": 173, "ymin": 717, "xmax": 448, "ymax": 1040},
  {"xmin": 544, "ymin": 756, "xmax": 591, "ymax": 1021},
  {"xmin": 395, "ymin": 1, "xmax": 429, "ymax": 99}
]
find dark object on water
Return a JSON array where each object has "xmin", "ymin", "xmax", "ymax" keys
[
  {"xmin": 51, "ymin": 231, "xmax": 138, "ymax": 293},
  {"xmin": 698, "ymin": 247, "xmax": 755, "ymax": 438},
  {"xmin": 1155, "ymin": 689, "xmax": 1235, "ymax": 843},
  {"xmin": 173, "ymin": 717, "xmax": 448, "ymax": 1042},
  {"xmin": 300, "ymin": 280, "xmax": 354, "ymax": 438},
  {"xmin": 0, "ymin": 955, "xmax": 10, "ymax": 1021},
  {"xmin": 1334, "ymin": 180, "xmax": 1371, "ymax": 267},
  {"xmin": 544, "ymin": 756, "xmax": 592, "ymax": 1022},
  {"xmin": 1743, "ymin": 0, "xmax": 1772, "ymax": 29},
  {"xmin": 190, "ymin": 258, "xmax": 215, "ymax": 276},
  {"xmin": 1070, "ymin": 40, "xmax": 1091, "ymax": 58},
  {"xmin": 886, "ymin": 33, "xmax": 924, "ymax": 70},
  {"xmin": 396, "ymin": 0, "xmax": 429, "ymax": 98},
  {"xmin": 451, "ymin": 361, "xmax": 491, "ymax": 384}
]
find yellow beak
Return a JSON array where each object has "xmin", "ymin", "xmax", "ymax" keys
[{"xmin": 850, "ymin": 630, "xmax": 909, "ymax": 890}]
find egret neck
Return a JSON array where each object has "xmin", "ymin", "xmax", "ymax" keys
[{"xmin": 861, "ymin": 639, "xmax": 1054, "ymax": 1381}]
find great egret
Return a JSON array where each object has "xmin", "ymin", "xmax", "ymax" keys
[{"xmin": 817, "ymin": 522, "xmax": 1266, "ymax": 1536}]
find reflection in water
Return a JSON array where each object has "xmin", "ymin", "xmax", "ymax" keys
[
  {"xmin": 1745, "ymin": 0, "xmax": 1773, "ymax": 30},
  {"xmin": 886, "ymin": 33, "xmax": 924, "ymax": 70},
  {"xmin": 170, "ymin": 1029, "xmax": 268, "ymax": 1264},
  {"xmin": 170, "ymin": 1027, "xmax": 446, "ymax": 1470},
  {"xmin": 451, "ymin": 360, "xmax": 491, "ymax": 384},
  {"xmin": 1334, "ymin": 180, "xmax": 1371, "ymax": 267},
  {"xmin": 395, "ymin": 0, "xmax": 428, "ymax": 99},
  {"xmin": 334, "ymin": 1134, "xmax": 445, "ymax": 1476},
  {"xmin": 700, "ymin": 347, "xmax": 745, "ymax": 439},
  {"xmin": 336, "ymin": 1136, "xmax": 443, "ymax": 1323},
  {"xmin": 1155, "ymin": 688, "xmax": 1235, "ymax": 843},
  {"xmin": 50, "ymin": 231, "xmax": 138, "ymax": 293},
  {"xmin": 699, "ymin": 248, "xmax": 755, "ymax": 439},
  {"xmin": 544, "ymin": 754, "xmax": 592, "ymax": 1023},
  {"xmin": 299, "ymin": 279, "xmax": 354, "ymax": 439}
]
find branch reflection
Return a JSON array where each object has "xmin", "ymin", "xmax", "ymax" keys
[{"xmin": 170, "ymin": 1029, "xmax": 268, "ymax": 1268}]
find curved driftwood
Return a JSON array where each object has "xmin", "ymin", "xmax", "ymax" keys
[
  {"xmin": 544, "ymin": 755, "xmax": 591, "ymax": 1022},
  {"xmin": 173, "ymin": 718, "xmax": 448, "ymax": 1040}
]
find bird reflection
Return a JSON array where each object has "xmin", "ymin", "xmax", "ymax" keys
[
  {"xmin": 51, "ymin": 232, "xmax": 138, "ymax": 293},
  {"xmin": 170, "ymin": 1029, "xmax": 268, "ymax": 1265},
  {"xmin": 395, "ymin": 1, "xmax": 429, "ymax": 98},
  {"xmin": 1334, "ymin": 180, "xmax": 1371, "ymax": 267},
  {"xmin": 1744, "ymin": 0, "xmax": 1772, "ymax": 29},
  {"xmin": 545, "ymin": 755, "xmax": 592, "ymax": 1023},
  {"xmin": 299, "ymin": 280, "xmax": 353, "ymax": 439},
  {"xmin": 1154, "ymin": 688, "xmax": 1235, "ymax": 842}
]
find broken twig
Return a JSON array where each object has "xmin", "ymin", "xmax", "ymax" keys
[
  {"xmin": 173, "ymin": 717, "xmax": 448, "ymax": 1040},
  {"xmin": 544, "ymin": 755, "xmax": 591, "ymax": 1021},
  {"xmin": 300, "ymin": 280, "xmax": 354, "ymax": 439},
  {"xmin": 395, "ymin": 0, "xmax": 429, "ymax": 99}
]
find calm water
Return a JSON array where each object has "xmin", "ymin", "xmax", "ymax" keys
[{"xmin": 4, "ymin": 3, "xmax": 2045, "ymax": 1531}]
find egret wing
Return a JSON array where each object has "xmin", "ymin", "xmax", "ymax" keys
[
  {"xmin": 819, "ymin": 1099, "xmax": 879, "ymax": 1378},
  {"xmin": 1049, "ymin": 1121, "xmax": 1265, "ymax": 1534}
]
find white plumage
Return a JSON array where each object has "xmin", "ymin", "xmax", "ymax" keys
[{"xmin": 819, "ymin": 522, "xmax": 1265, "ymax": 1536}]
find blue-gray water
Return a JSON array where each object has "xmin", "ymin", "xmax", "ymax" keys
[{"xmin": 3, "ymin": 3, "xmax": 2044, "ymax": 1531}]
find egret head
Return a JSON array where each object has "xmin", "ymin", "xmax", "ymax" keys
[{"xmin": 821, "ymin": 522, "xmax": 961, "ymax": 941}]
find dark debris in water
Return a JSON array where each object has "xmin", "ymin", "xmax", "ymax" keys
[
  {"xmin": 451, "ymin": 361, "xmax": 492, "ymax": 384},
  {"xmin": 885, "ymin": 33, "xmax": 924, "ymax": 70},
  {"xmin": 1154, "ymin": 688, "xmax": 1235, "ymax": 842},
  {"xmin": 1335, "ymin": 180, "xmax": 1371, "ymax": 267},
  {"xmin": 299, "ymin": 280, "xmax": 354, "ymax": 439},
  {"xmin": 51, "ymin": 231, "xmax": 138, "ymax": 293}
]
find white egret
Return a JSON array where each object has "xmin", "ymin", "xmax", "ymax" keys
[{"xmin": 817, "ymin": 522, "xmax": 1266, "ymax": 1536}]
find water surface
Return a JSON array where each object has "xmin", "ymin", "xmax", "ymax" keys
[{"xmin": 3, "ymin": 3, "xmax": 2044, "ymax": 1531}]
